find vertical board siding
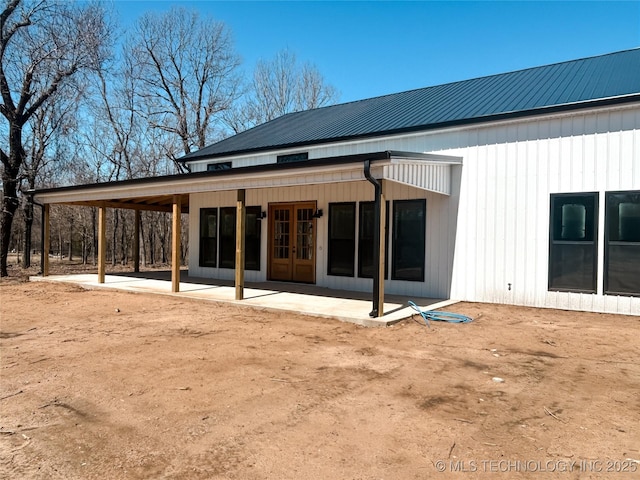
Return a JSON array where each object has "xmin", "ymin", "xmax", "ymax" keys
[
  {"xmin": 431, "ymin": 105, "xmax": 639, "ymax": 315},
  {"xmin": 188, "ymin": 180, "xmax": 457, "ymax": 299},
  {"xmin": 186, "ymin": 104, "xmax": 639, "ymax": 315}
]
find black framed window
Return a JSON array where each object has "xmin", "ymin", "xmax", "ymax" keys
[
  {"xmin": 548, "ymin": 193, "xmax": 598, "ymax": 293},
  {"xmin": 277, "ymin": 152, "xmax": 308, "ymax": 164},
  {"xmin": 199, "ymin": 208, "xmax": 218, "ymax": 267},
  {"xmin": 207, "ymin": 162, "xmax": 232, "ymax": 171},
  {"xmin": 219, "ymin": 207, "xmax": 236, "ymax": 269},
  {"xmin": 245, "ymin": 207, "xmax": 262, "ymax": 271},
  {"xmin": 605, "ymin": 191, "xmax": 640, "ymax": 296},
  {"xmin": 392, "ymin": 199, "xmax": 426, "ymax": 281},
  {"xmin": 358, "ymin": 201, "xmax": 389, "ymax": 279},
  {"xmin": 218, "ymin": 206, "xmax": 262, "ymax": 270},
  {"xmin": 328, "ymin": 202, "xmax": 356, "ymax": 276}
]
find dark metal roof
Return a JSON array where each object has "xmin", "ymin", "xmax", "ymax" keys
[{"xmin": 183, "ymin": 48, "xmax": 640, "ymax": 161}]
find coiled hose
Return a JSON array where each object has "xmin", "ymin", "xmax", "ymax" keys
[{"xmin": 408, "ymin": 301, "xmax": 473, "ymax": 327}]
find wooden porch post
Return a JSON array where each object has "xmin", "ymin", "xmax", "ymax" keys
[
  {"xmin": 171, "ymin": 195, "xmax": 181, "ymax": 293},
  {"xmin": 235, "ymin": 189, "xmax": 246, "ymax": 300},
  {"xmin": 98, "ymin": 204, "xmax": 106, "ymax": 283},
  {"xmin": 377, "ymin": 185, "xmax": 386, "ymax": 316},
  {"xmin": 133, "ymin": 209, "xmax": 140, "ymax": 273},
  {"xmin": 42, "ymin": 204, "xmax": 50, "ymax": 277}
]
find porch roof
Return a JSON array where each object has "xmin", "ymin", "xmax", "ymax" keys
[{"xmin": 31, "ymin": 151, "xmax": 462, "ymax": 210}]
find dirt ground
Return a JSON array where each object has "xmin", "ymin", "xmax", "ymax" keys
[{"xmin": 1, "ymin": 274, "xmax": 639, "ymax": 479}]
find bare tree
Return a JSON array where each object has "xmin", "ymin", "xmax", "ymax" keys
[
  {"xmin": 226, "ymin": 49, "xmax": 339, "ymax": 133},
  {"xmin": 131, "ymin": 7, "xmax": 241, "ymax": 172},
  {"xmin": 20, "ymin": 92, "xmax": 79, "ymax": 267},
  {"xmin": 0, "ymin": 0, "xmax": 110, "ymax": 276},
  {"xmin": 92, "ymin": 54, "xmax": 139, "ymax": 181}
]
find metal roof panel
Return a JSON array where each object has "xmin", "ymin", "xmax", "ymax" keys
[{"xmin": 182, "ymin": 49, "xmax": 640, "ymax": 161}]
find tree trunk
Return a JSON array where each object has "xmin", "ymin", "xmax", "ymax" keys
[
  {"xmin": 160, "ymin": 213, "xmax": 169, "ymax": 264},
  {"xmin": 111, "ymin": 210, "xmax": 118, "ymax": 267},
  {"xmin": 92, "ymin": 208, "xmax": 97, "ymax": 266},
  {"xmin": 120, "ymin": 211, "xmax": 127, "ymax": 265},
  {"xmin": 0, "ymin": 125, "xmax": 23, "ymax": 277},
  {"xmin": 68, "ymin": 216, "xmax": 73, "ymax": 261},
  {"xmin": 140, "ymin": 214, "xmax": 147, "ymax": 267},
  {"xmin": 0, "ymin": 192, "xmax": 19, "ymax": 276},
  {"xmin": 22, "ymin": 195, "xmax": 34, "ymax": 268},
  {"xmin": 82, "ymin": 226, "xmax": 87, "ymax": 264},
  {"xmin": 148, "ymin": 216, "xmax": 155, "ymax": 265}
]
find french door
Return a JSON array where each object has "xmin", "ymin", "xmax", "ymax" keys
[{"xmin": 268, "ymin": 202, "xmax": 316, "ymax": 283}]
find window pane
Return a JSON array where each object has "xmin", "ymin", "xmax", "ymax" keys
[
  {"xmin": 328, "ymin": 203, "xmax": 355, "ymax": 276},
  {"xmin": 605, "ymin": 191, "xmax": 640, "ymax": 295},
  {"xmin": 273, "ymin": 208, "xmax": 290, "ymax": 260},
  {"xmin": 549, "ymin": 243, "xmax": 596, "ymax": 291},
  {"xmin": 207, "ymin": 162, "xmax": 232, "ymax": 171},
  {"xmin": 219, "ymin": 207, "xmax": 236, "ymax": 269},
  {"xmin": 218, "ymin": 206, "xmax": 262, "ymax": 271},
  {"xmin": 296, "ymin": 208, "xmax": 314, "ymax": 260},
  {"xmin": 245, "ymin": 206, "xmax": 261, "ymax": 271},
  {"xmin": 199, "ymin": 209, "xmax": 217, "ymax": 267},
  {"xmin": 392, "ymin": 199, "xmax": 426, "ymax": 282},
  {"xmin": 277, "ymin": 152, "xmax": 308, "ymax": 164},
  {"xmin": 552, "ymin": 195, "xmax": 597, "ymax": 242},
  {"xmin": 606, "ymin": 245, "xmax": 640, "ymax": 294},
  {"xmin": 548, "ymin": 193, "xmax": 598, "ymax": 293},
  {"xmin": 358, "ymin": 201, "xmax": 389, "ymax": 278}
]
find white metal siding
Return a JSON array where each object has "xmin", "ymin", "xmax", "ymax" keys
[
  {"xmin": 295, "ymin": 105, "xmax": 640, "ymax": 315},
  {"xmin": 436, "ymin": 106, "xmax": 640, "ymax": 315},
  {"xmin": 186, "ymin": 103, "xmax": 639, "ymax": 315}
]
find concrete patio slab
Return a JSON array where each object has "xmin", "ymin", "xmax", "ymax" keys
[{"xmin": 30, "ymin": 272, "xmax": 458, "ymax": 326}]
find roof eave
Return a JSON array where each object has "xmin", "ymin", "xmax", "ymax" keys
[{"xmin": 30, "ymin": 151, "xmax": 399, "ymax": 198}]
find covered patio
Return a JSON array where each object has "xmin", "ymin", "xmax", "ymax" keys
[
  {"xmin": 29, "ymin": 271, "xmax": 455, "ymax": 326},
  {"xmin": 32, "ymin": 151, "xmax": 461, "ymax": 322}
]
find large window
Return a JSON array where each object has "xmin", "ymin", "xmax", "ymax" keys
[
  {"xmin": 605, "ymin": 191, "xmax": 640, "ymax": 296},
  {"xmin": 392, "ymin": 199, "xmax": 426, "ymax": 281},
  {"xmin": 200, "ymin": 206, "xmax": 261, "ymax": 270},
  {"xmin": 548, "ymin": 193, "xmax": 598, "ymax": 293},
  {"xmin": 245, "ymin": 207, "xmax": 262, "ymax": 271},
  {"xmin": 199, "ymin": 209, "xmax": 218, "ymax": 267},
  {"xmin": 358, "ymin": 201, "xmax": 389, "ymax": 279},
  {"xmin": 219, "ymin": 206, "xmax": 262, "ymax": 270},
  {"xmin": 219, "ymin": 207, "xmax": 237, "ymax": 269},
  {"xmin": 328, "ymin": 203, "xmax": 356, "ymax": 276}
]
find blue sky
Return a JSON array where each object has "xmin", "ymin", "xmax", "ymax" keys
[{"xmin": 111, "ymin": 1, "xmax": 640, "ymax": 103}]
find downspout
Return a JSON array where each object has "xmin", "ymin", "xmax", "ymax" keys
[{"xmin": 364, "ymin": 159, "xmax": 382, "ymax": 318}]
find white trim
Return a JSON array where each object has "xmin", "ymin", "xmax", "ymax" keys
[{"xmin": 34, "ymin": 153, "xmax": 461, "ymax": 205}]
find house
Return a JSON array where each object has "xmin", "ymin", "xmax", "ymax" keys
[{"xmin": 33, "ymin": 48, "xmax": 640, "ymax": 317}]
